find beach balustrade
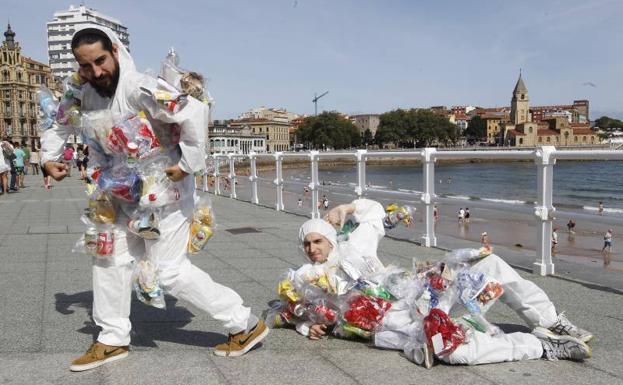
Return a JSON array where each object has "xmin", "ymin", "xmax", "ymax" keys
[{"xmin": 204, "ymin": 147, "xmax": 623, "ymax": 277}]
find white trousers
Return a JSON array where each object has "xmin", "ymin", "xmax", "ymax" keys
[
  {"xmin": 442, "ymin": 331, "xmax": 543, "ymax": 365},
  {"xmin": 471, "ymin": 254, "xmax": 558, "ymax": 329},
  {"xmin": 92, "ymin": 208, "xmax": 256, "ymax": 346}
]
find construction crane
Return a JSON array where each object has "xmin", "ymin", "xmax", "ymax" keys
[{"xmin": 312, "ymin": 91, "xmax": 329, "ymax": 116}]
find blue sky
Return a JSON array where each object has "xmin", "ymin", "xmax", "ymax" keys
[{"xmin": 5, "ymin": 0, "xmax": 623, "ymax": 119}]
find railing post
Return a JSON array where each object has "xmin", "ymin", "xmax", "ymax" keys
[
  {"xmin": 534, "ymin": 146, "xmax": 556, "ymax": 276},
  {"xmin": 274, "ymin": 152, "xmax": 284, "ymax": 211},
  {"xmin": 355, "ymin": 149, "xmax": 367, "ymax": 198},
  {"xmin": 228, "ymin": 154, "xmax": 237, "ymax": 199},
  {"xmin": 310, "ymin": 151, "xmax": 320, "ymax": 219},
  {"xmin": 213, "ymin": 156, "xmax": 221, "ymax": 196},
  {"xmin": 249, "ymin": 152, "xmax": 259, "ymax": 204},
  {"xmin": 421, "ymin": 147, "xmax": 437, "ymax": 247},
  {"xmin": 202, "ymin": 155, "xmax": 209, "ymax": 192}
]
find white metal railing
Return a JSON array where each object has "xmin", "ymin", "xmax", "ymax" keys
[{"xmin": 202, "ymin": 147, "xmax": 623, "ymax": 276}]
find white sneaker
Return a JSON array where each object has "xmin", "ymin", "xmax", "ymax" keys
[
  {"xmin": 548, "ymin": 312, "xmax": 593, "ymax": 343},
  {"xmin": 533, "ymin": 327, "xmax": 591, "ymax": 361}
]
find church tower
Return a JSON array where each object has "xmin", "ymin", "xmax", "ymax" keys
[{"xmin": 510, "ymin": 72, "xmax": 530, "ymax": 124}]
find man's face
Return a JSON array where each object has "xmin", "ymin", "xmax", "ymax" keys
[
  {"xmin": 303, "ymin": 232, "xmax": 333, "ymax": 264},
  {"xmin": 74, "ymin": 41, "xmax": 119, "ymax": 98}
]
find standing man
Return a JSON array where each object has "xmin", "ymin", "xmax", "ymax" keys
[
  {"xmin": 602, "ymin": 229, "xmax": 613, "ymax": 253},
  {"xmin": 551, "ymin": 228, "xmax": 558, "ymax": 256},
  {"xmin": 41, "ymin": 25, "xmax": 268, "ymax": 372},
  {"xmin": 12, "ymin": 142, "xmax": 26, "ymax": 189}
]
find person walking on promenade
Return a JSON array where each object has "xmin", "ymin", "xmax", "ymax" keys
[
  {"xmin": 29, "ymin": 145, "xmax": 40, "ymax": 175},
  {"xmin": 0, "ymin": 140, "xmax": 10, "ymax": 194},
  {"xmin": 598, "ymin": 201, "xmax": 604, "ymax": 215},
  {"xmin": 62, "ymin": 145, "xmax": 74, "ymax": 177},
  {"xmin": 41, "ymin": 25, "xmax": 267, "ymax": 372},
  {"xmin": 12, "ymin": 142, "xmax": 26, "ymax": 188},
  {"xmin": 22, "ymin": 143, "xmax": 30, "ymax": 175},
  {"xmin": 433, "ymin": 205, "xmax": 439, "ymax": 222},
  {"xmin": 551, "ymin": 228, "xmax": 559, "ymax": 255}
]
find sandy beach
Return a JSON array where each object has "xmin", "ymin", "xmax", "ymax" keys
[{"xmin": 211, "ymin": 172, "xmax": 622, "ymax": 275}]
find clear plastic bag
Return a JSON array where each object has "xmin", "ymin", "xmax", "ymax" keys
[
  {"xmin": 36, "ymin": 87, "xmax": 58, "ymax": 131},
  {"xmin": 133, "ymin": 260, "xmax": 165, "ymax": 309},
  {"xmin": 188, "ymin": 194, "xmax": 215, "ymax": 254},
  {"xmin": 383, "ymin": 204, "xmax": 416, "ymax": 229}
]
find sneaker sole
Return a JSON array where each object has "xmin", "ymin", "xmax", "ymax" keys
[
  {"xmin": 533, "ymin": 327, "xmax": 592, "ymax": 359},
  {"xmin": 213, "ymin": 326, "xmax": 270, "ymax": 357},
  {"xmin": 69, "ymin": 351, "xmax": 129, "ymax": 372},
  {"xmin": 536, "ymin": 326, "xmax": 594, "ymax": 344}
]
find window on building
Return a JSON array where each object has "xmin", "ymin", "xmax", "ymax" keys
[
  {"xmin": 583, "ymin": 136, "xmax": 586, "ymax": 142},
  {"xmin": 538, "ymin": 137, "xmax": 543, "ymax": 143},
  {"xmin": 519, "ymin": 138, "xmax": 523, "ymax": 145},
  {"xmin": 529, "ymin": 127, "xmax": 532, "ymax": 133},
  {"xmin": 574, "ymin": 137, "xmax": 578, "ymax": 142},
  {"xmin": 546, "ymin": 137, "xmax": 550, "ymax": 142}
]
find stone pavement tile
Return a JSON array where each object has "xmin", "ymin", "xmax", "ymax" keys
[
  {"xmin": 210, "ymin": 349, "xmax": 360, "ymax": 385},
  {"xmin": 222, "ymin": 256, "xmax": 295, "ymax": 270},
  {"xmin": 0, "ymin": 353, "xmax": 104, "ymax": 384},
  {"xmin": 0, "ymin": 298, "xmax": 42, "ymax": 326},
  {"xmin": 1, "ymin": 223, "xmax": 34, "ymax": 234},
  {"xmin": 205, "ymin": 269, "xmax": 256, "ymax": 285},
  {"xmin": 470, "ymin": 359, "xmax": 621, "ymax": 385},
  {"xmin": 0, "ymin": 261, "xmax": 46, "ymax": 273},
  {"xmin": 0, "ymin": 271, "xmax": 45, "ymax": 306},
  {"xmin": 29, "ymin": 225, "xmax": 68, "ymax": 234},
  {"xmin": 191, "ymin": 256, "xmax": 234, "ymax": 270},
  {"xmin": 1, "ymin": 234, "xmax": 47, "ymax": 250},
  {"xmin": 0, "ymin": 250, "xmax": 46, "ymax": 262},
  {"xmin": 208, "ymin": 246, "xmax": 282, "ymax": 259},
  {"xmin": 130, "ymin": 320, "xmax": 228, "ymax": 350},
  {"xmin": 229, "ymin": 267, "xmax": 287, "ymax": 283},
  {"xmin": 0, "ymin": 322, "xmax": 42, "ymax": 353},
  {"xmin": 100, "ymin": 351, "xmax": 227, "ymax": 385},
  {"xmin": 321, "ymin": 348, "xmax": 485, "ymax": 385},
  {"xmin": 45, "ymin": 271, "xmax": 92, "ymax": 302}
]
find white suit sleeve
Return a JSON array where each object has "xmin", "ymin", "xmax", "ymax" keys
[
  {"xmin": 129, "ymin": 86, "xmax": 207, "ymax": 174},
  {"xmin": 40, "ymin": 123, "xmax": 74, "ymax": 165},
  {"xmin": 347, "ymin": 199, "xmax": 386, "ymax": 255}
]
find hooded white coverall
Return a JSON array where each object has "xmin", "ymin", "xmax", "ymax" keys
[
  {"xmin": 41, "ymin": 25, "xmax": 257, "ymax": 347},
  {"xmin": 296, "ymin": 199, "xmax": 553, "ymax": 364}
]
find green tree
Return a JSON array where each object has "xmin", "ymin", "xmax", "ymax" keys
[
  {"xmin": 594, "ymin": 116, "xmax": 623, "ymax": 129},
  {"xmin": 362, "ymin": 128, "xmax": 374, "ymax": 145},
  {"xmin": 296, "ymin": 112, "xmax": 361, "ymax": 150},
  {"xmin": 464, "ymin": 115, "xmax": 487, "ymax": 141},
  {"xmin": 375, "ymin": 108, "xmax": 459, "ymax": 147}
]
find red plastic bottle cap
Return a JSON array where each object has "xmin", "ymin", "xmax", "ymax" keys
[{"xmin": 149, "ymin": 193, "xmax": 156, "ymax": 201}]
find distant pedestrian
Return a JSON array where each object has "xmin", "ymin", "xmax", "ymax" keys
[
  {"xmin": 598, "ymin": 201, "xmax": 604, "ymax": 215},
  {"xmin": 480, "ymin": 231, "xmax": 490, "ymax": 247},
  {"xmin": 602, "ymin": 229, "xmax": 613, "ymax": 253},
  {"xmin": 458, "ymin": 208, "xmax": 465, "ymax": 223},
  {"xmin": 464, "ymin": 207, "xmax": 471, "ymax": 223},
  {"xmin": 567, "ymin": 219, "xmax": 576, "ymax": 235},
  {"xmin": 30, "ymin": 145, "xmax": 40, "ymax": 175},
  {"xmin": 12, "ymin": 142, "xmax": 25, "ymax": 188},
  {"xmin": 551, "ymin": 228, "xmax": 559, "ymax": 255},
  {"xmin": 297, "ymin": 198, "xmax": 303, "ymax": 207},
  {"xmin": 322, "ymin": 196, "xmax": 329, "ymax": 210},
  {"xmin": 433, "ymin": 205, "xmax": 439, "ymax": 222}
]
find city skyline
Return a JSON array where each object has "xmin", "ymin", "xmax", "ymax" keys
[{"xmin": 4, "ymin": 0, "xmax": 622, "ymax": 119}]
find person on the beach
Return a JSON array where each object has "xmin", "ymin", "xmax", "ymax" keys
[
  {"xmin": 480, "ymin": 231, "xmax": 489, "ymax": 247},
  {"xmin": 551, "ymin": 228, "xmax": 558, "ymax": 255},
  {"xmin": 598, "ymin": 201, "xmax": 604, "ymax": 215},
  {"xmin": 41, "ymin": 25, "xmax": 268, "ymax": 372},
  {"xmin": 464, "ymin": 207, "xmax": 470, "ymax": 223},
  {"xmin": 567, "ymin": 219, "xmax": 576, "ymax": 235},
  {"xmin": 280, "ymin": 199, "xmax": 592, "ymax": 366},
  {"xmin": 602, "ymin": 229, "xmax": 613, "ymax": 253},
  {"xmin": 458, "ymin": 208, "xmax": 465, "ymax": 223}
]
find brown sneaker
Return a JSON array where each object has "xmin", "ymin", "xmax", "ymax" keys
[
  {"xmin": 69, "ymin": 342, "xmax": 129, "ymax": 372},
  {"xmin": 213, "ymin": 320, "xmax": 269, "ymax": 357}
]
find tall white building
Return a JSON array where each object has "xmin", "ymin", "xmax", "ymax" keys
[{"xmin": 47, "ymin": 4, "xmax": 129, "ymax": 80}]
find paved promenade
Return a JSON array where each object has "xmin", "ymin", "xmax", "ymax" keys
[{"xmin": 0, "ymin": 173, "xmax": 622, "ymax": 385}]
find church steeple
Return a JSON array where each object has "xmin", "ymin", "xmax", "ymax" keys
[
  {"xmin": 4, "ymin": 23, "xmax": 16, "ymax": 49},
  {"xmin": 510, "ymin": 71, "xmax": 530, "ymax": 124}
]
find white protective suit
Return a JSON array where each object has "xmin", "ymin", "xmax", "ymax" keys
[
  {"xmin": 293, "ymin": 198, "xmax": 387, "ymax": 336},
  {"xmin": 41, "ymin": 25, "xmax": 257, "ymax": 346},
  {"xmin": 295, "ymin": 199, "xmax": 555, "ymax": 365},
  {"xmin": 375, "ymin": 254, "xmax": 555, "ymax": 365}
]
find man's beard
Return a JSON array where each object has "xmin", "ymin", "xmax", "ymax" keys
[{"xmin": 91, "ymin": 60, "xmax": 120, "ymax": 98}]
